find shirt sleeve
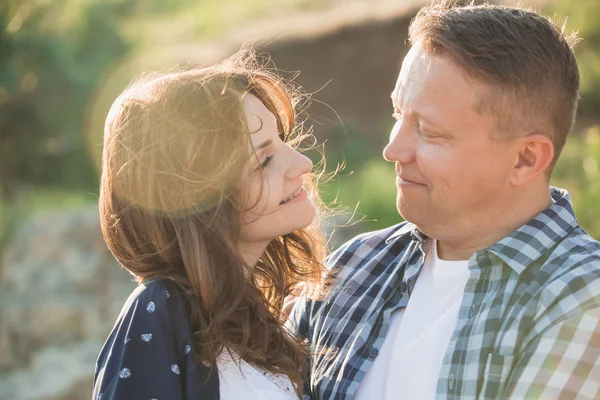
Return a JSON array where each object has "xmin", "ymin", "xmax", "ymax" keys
[
  {"xmin": 93, "ymin": 280, "xmax": 201, "ymax": 400},
  {"xmin": 506, "ymin": 306, "xmax": 600, "ymax": 399}
]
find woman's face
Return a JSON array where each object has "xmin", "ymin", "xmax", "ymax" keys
[{"xmin": 237, "ymin": 93, "xmax": 315, "ymax": 260}]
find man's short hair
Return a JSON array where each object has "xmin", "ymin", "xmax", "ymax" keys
[{"xmin": 409, "ymin": 1, "xmax": 580, "ymax": 172}]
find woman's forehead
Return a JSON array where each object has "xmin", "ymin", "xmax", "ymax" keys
[{"xmin": 243, "ymin": 94, "xmax": 278, "ymax": 141}]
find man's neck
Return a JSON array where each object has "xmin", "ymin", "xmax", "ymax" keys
[{"xmin": 437, "ymin": 189, "xmax": 553, "ymax": 261}]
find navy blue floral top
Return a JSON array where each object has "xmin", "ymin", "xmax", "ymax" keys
[{"xmin": 93, "ymin": 279, "xmax": 219, "ymax": 399}]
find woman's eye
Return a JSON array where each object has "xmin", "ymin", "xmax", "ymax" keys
[{"xmin": 261, "ymin": 155, "xmax": 274, "ymax": 169}]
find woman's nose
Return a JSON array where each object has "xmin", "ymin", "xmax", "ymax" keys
[{"xmin": 286, "ymin": 146, "xmax": 313, "ymax": 179}]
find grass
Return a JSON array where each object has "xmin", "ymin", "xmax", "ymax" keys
[{"xmin": 121, "ymin": 0, "xmax": 334, "ymax": 49}]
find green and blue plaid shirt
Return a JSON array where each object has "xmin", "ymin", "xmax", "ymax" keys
[{"xmin": 290, "ymin": 188, "xmax": 600, "ymax": 399}]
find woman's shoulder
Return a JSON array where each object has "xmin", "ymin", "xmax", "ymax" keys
[
  {"xmin": 98, "ymin": 278, "xmax": 194, "ymax": 368},
  {"xmin": 94, "ymin": 278, "xmax": 220, "ymax": 399},
  {"xmin": 126, "ymin": 278, "xmax": 180, "ymax": 304},
  {"xmin": 116, "ymin": 278, "xmax": 188, "ymax": 322}
]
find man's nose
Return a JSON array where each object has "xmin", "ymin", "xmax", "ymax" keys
[{"xmin": 383, "ymin": 121, "xmax": 416, "ymax": 164}]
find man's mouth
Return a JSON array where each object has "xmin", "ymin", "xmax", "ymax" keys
[{"xmin": 280, "ymin": 187, "xmax": 303, "ymax": 205}]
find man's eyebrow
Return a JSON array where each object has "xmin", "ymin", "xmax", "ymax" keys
[{"xmin": 389, "ymin": 90, "xmax": 442, "ymax": 128}]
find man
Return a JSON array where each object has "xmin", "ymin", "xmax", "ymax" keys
[{"xmin": 290, "ymin": 2, "xmax": 600, "ymax": 399}]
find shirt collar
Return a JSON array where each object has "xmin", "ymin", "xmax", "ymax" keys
[
  {"xmin": 486, "ymin": 187, "xmax": 579, "ymax": 275},
  {"xmin": 385, "ymin": 221, "xmax": 426, "ymax": 244}
]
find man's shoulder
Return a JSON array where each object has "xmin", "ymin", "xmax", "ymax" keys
[
  {"xmin": 290, "ymin": 222, "xmax": 416, "ymax": 335},
  {"xmin": 534, "ymin": 227, "xmax": 600, "ymax": 318},
  {"xmin": 330, "ymin": 221, "xmax": 413, "ymax": 257},
  {"xmin": 564, "ymin": 226, "xmax": 600, "ymax": 255},
  {"xmin": 546, "ymin": 226, "xmax": 600, "ymax": 278},
  {"xmin": 326, "ymin": 221, "xmax": 414, "ymax": 276}
]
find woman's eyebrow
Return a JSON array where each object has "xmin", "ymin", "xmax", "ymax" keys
[{"xmin": 255, "ymin": 139, "xmax": 272, "ymax": 152}]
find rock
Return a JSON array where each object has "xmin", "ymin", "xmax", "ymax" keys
[
  {"xmin": 0, "ymin": 342, "xmax": 101, "ymax": 400},
  {"xmin": 0, "ymin": 207, "xmax": 135, "ymax": 399}
]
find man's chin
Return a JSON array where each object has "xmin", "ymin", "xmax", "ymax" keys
[{"xmin": 397, "ymin": 201, "xmax": 426, "ymax": 226}]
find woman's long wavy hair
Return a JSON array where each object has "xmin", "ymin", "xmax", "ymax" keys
[{"xmin": 99, "ymin": 47, "xmax": 327, "ymax": 396}]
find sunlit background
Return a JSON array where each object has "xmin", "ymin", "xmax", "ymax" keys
[{"xmin": 1, "ymin": 0, "xmax": 599, "ymax": 398}]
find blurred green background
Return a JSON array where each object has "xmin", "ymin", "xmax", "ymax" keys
[
  {"xmin": 1, "ymin": 0, "xmax": 599, "ymax": 247},
  {"xmin": 1, "ymin": 1, "xmax": 600, "ymax": 397}
]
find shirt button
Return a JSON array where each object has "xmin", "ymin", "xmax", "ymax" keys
[
  {"xmin": 469, "ymin": 303, "xmax": 480, "ymax": 318},
  {"xmin": 448, "ymin": 373, "xmax": 456, "ymax": 392},
  {"xmin": 399, "ymin": 281, "xmax": 408, "ymax": 293},
  {"xmin": 367, "ymin": 347, "xmax": 379, "ymax": 358}
]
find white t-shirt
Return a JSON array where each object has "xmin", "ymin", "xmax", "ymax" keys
[
  {"xmin": 218, "ymin": 351, "xmax": 298, "ymax": 400},
  {"xmin": 355, "ymin": 239, "xmax": 470, "ymax": 400}
]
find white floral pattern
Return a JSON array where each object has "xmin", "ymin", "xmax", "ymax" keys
[
  {"xmin": 118, "ymin": 368, "xmax": 131, "ymax": 379},
  {"xmin": 171, "ymin": 364, "xmax": 180, "ymax": 375},
  {"xmin": 185, "ymin": 344, "xmax": 192, "ymax": 355},
  {"xmin": 146, "ymin": 301, "xmax": 156, "ymax": 313},
  {"xmin": 141, "ymin": 333, "xmax": 153, "ymax": 342}
]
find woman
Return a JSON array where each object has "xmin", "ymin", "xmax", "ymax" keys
[{"xmin": 93, "ymin": 48, "xmax": 327, "ymax": 400}]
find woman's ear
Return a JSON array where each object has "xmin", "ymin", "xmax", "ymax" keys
[{"xmin": 510, "ymin": 133, "xmax": 555, "ymax": 186}]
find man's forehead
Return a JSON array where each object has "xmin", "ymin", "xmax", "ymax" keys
[{"xmin": 392, "ymin": 46, "xmax": 431, "ymax": 99}]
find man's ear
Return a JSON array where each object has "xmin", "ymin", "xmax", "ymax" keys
[{"xmin": 510, "ymin": 133, "xmax": 554, "ymax": 186}]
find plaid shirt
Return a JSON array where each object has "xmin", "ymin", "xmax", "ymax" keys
[{"xmin": 290, "ymin": 188, "xmax": 600, "ymax": 399}]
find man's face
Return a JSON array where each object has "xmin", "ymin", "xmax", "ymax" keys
[{"xmin": 384, "ymin": 46, "xmax": 517, "ymax": 241}]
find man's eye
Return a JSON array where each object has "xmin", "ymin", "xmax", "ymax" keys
[
  {"xmin": 261, "ymin": 155, "xmax": 274, "ymax": 169},
  {"xmin": 419, "ymin": 129, "xmax": 442, "ymax": 141}
]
